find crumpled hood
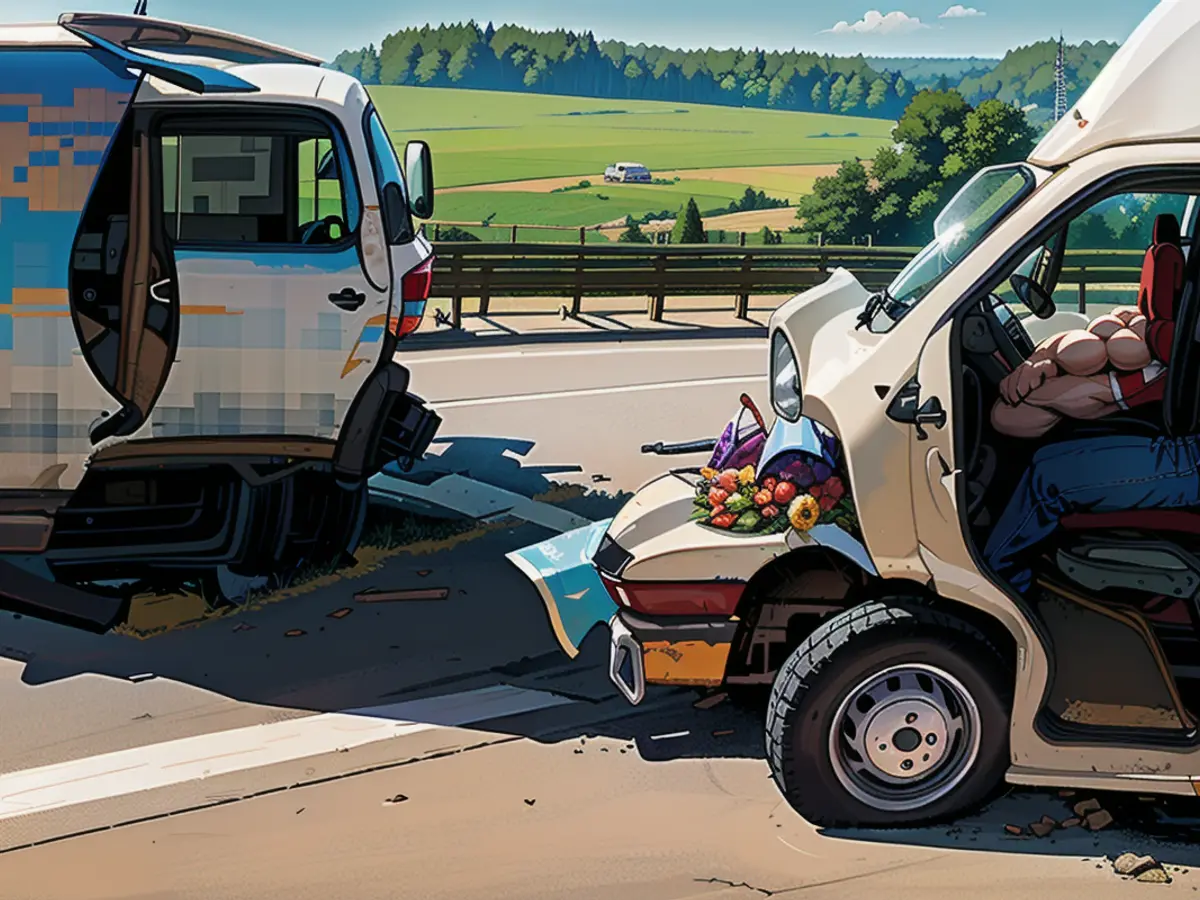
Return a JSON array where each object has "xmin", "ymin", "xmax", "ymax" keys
[{"xmin": 607, "ymin": 471, "xmax": 788, "ymax": 582}]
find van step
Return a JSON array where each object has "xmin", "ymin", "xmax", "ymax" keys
[{"xmin": 0, "ymin": 560, "xmax": 128, "ymax": 633}]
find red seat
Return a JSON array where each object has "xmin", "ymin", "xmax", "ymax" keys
[
  {"xmin": 1061, "ymin": 510, "xmax": 1200, "ymax": 535},
  {"xmin": 1138, "ymin": 213, "xmax": 1185, "ymax": 364}
]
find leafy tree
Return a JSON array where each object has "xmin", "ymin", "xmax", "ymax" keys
[
  {"xmin": 759, "ymin": 225, "xmax": 782, "ymax": 245},
  {"xmin": 446, "ymin": 43, "xmax": 476, "ymax": 82},
  {"xmin": 672, "ymin": 198, "xmax": 707, "ymax": 244},
  {"xmin": 360, "ymin": 44, "xmax": 380, "ymax": 84},
  {"xmin": 413, "ymin": 47, "xmax": 445, "ymax": 84},
  {"xmin": 794, "ymin": 160, "xmax": 873, "ymax": 243},
  {"xmin": 828, "ymin": 75, "xmax": 848, "ymax": 112},
  {"xmin": 619, "ymin": 215, "xmax": 652, "ymax": 243},
  {"xmin": 810, "ymin": 80, "xmax": 826, "ymax": 110},
  {"xmin": 842, "ymin": 73, "xmax": 866, "ymax": 112},
  {"xmin": 866, "ymin": 76, "xmax": 888, "ymax": 110}
]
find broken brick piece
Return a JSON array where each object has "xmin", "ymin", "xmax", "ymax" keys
[
  {"xmin": 1084, "ymin": 809, "xmax": 1114, "ymax": 831},
  {"xmin": 284, "ymin": 629, "xmax": 306, "ymax": 637},
  {"xmin": 694, "ymin": 692, "xmax": 728, "ymax": 710},
  {"xmin": 355, "ymin": 588, "xmax": 449, "ymax": 603},
  {"xmin": 1005, "ymin": 824, "xmax": 1024, "ymax": 836},
  {"xmin": 1136, "ymin": 868, "xmax": 1171, "ymax": 884},
  {"xmin": 327, "ymin": 607, "xmax": 352, "ymax": 619},
  {"xmin": 1073, "ymin": 798, "xmax": 1102, "ymax": 817},
  {"xmin": 1061, "ymin": 817, "xmax": 1081, "ymax": 829},
  {"xmin": 1030, "ymin": 821, "xmax": 1055, "ymax": 837},
  {"xmin": 1114, "ymin": 853, "xmax": 1159, "ymax": 877}
]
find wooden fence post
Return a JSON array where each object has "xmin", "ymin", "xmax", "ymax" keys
[
  {"xmin": 571, "ymin": 248, "xmax": 584, "ymax": 317},
  {"xmin": 579, "ymin": 226, "xmax": 586, "ymax": 245},
  {"xmin": 817, "ymin": 232, "xmax": 824, "ymax": 248},
  {"xmin": 648, "ymin": 255, "xmax": 667, "ymax": 321},
  {"xmin": 510, "ymin": 224, "xmax": 518, "ymax": 243},
  {"xmin": 735, "ymin": 255, "xmax": 752, "ymax": 319},
  {"xmin": 739, "ymin": 230, "xmax": 746, "ymax": 247},
  {"xmin": 433, "ymin": 222, "xmax": 440, "ymax": 241},
  {"xmin": 1078, "ymin": 266, "xmax": 1087, "ymax": 314}
]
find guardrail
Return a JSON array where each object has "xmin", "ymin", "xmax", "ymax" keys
[{"xmin": 427, "ymin": 242, "xmax": 1145, "ymax": 327}]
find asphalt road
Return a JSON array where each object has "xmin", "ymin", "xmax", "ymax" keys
[{"xmin": 0, "ymin": 331, "xmax": 1197, "ymax": 899}]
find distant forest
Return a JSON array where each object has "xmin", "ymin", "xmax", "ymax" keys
[{"xmin": 330, "ymin": 23, "xmax": 1120, "ymax": 122}]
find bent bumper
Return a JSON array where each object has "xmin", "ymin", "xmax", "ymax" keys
[{"xmin": 608, "ymin": 610, "xmax": 738, "ymax": 705}]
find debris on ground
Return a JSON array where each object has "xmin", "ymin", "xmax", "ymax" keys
[
  {"xmin": 354, "ymin": 587, "xmax": 450, "ymax": 603},
  {"xmin": 1085, "ymin": 809, "xmax": 1115, "ymax": 832},
  {"xmin": 417, "ymin": 570, "xmax": 432, "ymax": 577},
  {"xmin": 284, "ymin": 629, "xmax": 306, "ymax": 637},
  {"xmin": 327, "ymin": 607, "xmax": 352, "ymax": 619},
  {"xmin": 524, "ymin": 798, "xmax": 536, "ymax": 806},
  {"xmin": 1059, "ymin": 789, "xmax": 1076, "ymax": 799},
  {"xmin": 712, "ymin": 729, "xmax": 735, "ymax": 737},
  {"xmin": 1074, "ymin": 798, "xmax": 1103, "ymax": 817},
  {"xmin": 232, "ymin": 622, "xmax": 255, "ymax": 632},
  {"xmin": 1061, "ymin": 817, "xmax": 1082, "ymax": 829},
  {"xmin": 591, "ymin": 474, "xmax": 612, "ymax": 483},
  {"xmin": 1113, "ymin": 853, "xmax": 1172, "ymax": 883},
  {"xmin": 694, "ymin": 692, "xmax": 728, "ymax": 710},
  {"xmin": 1004, "ymin": 824, "xmax": 1024, "ymax": 836},
  {"xmin": 1030, "ymin": 815, "xmax": 1057, "ymax": 837},
  {"xmin": 383, "ymin": 794, "xmax": 408, "ymax": 805},
  {"xmin": 127, "ymin": 673, "xmax": 156, "ymax": 683}
]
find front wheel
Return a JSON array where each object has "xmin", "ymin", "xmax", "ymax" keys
[{"xmin": 765, "ymin": 599, "xmax": 1011, "ymax": 828}]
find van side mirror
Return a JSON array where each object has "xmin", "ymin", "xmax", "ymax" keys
[
  {"xmin": 1009, "ymin": 273, "xmax": 1056, "ymax": 320},
  {"xmin": 404, "ymin": 140, "xmax": 434, "ymax": 220}
]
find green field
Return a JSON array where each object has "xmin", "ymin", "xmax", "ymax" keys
[
  {"xmin": 370, "ymin": 86, "xmax": 894, "ymax": 189},
  {"xmin": 434, "ymin": 180, "xmax": 765, "ymax": 228}
]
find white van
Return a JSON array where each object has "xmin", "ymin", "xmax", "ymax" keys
[
  {"xmin": 0, "ymin": 13, "xmax": 440, "ymax": 630},
  {"xmin": 515, "ymin": 1, "xmax": 1200, "ymax": 827},
  {"xmin": 604, "ymin": 162, "xmax": 652, "ymax": 183}
]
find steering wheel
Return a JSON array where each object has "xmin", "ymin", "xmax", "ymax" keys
[
  {"xmin": 299, "ymin": 214, "xmax": 346, "ymax": 245},
  {"xmin": 984, "ymin": 293, "xmax": 1035, "ymax": 367}
]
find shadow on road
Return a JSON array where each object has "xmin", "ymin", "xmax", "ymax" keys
[{"xmin": 3, "ymin": 432, "xmax": 1200, "ymax": 863}]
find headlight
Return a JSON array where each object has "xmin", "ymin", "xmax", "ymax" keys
[{"xmin": 770, "ymin": 331, "xmax": 802, "ymax": 422}]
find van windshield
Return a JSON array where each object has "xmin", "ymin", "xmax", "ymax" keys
[{"xmin": 866, "ymin": 164, "xmax": 1037, "ymax": 331}]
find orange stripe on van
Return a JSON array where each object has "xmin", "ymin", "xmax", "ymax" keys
[
  {"xmin": 12, "ymin": 288, "xmax": 68, "ymax": 305},
  {"xmin": 11, "ymin": 311, "xmax": 69, "ymax": 318}
]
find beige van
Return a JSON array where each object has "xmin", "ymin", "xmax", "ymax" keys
[{"xmin": 514, "ymin": 0, "xmax": 1200, "ymax": 827}]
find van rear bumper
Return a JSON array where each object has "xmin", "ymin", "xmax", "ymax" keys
[{"xmin": 609, "ymin": 610, "xmax": 738, "ymax": 705}]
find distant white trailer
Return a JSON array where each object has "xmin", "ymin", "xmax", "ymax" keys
[{"xmin": 604, "ymin": 162, "xmax": 652, "ymax": 183}]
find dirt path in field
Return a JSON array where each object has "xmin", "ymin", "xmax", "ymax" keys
[{"xmin": 437, "ymin": 163, "xmax": 841, "ymax": 195}]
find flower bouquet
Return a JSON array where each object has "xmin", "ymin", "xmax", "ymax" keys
[{"xmin": 690, "ymin": 454, "xmax": 861, "ymax": 538}]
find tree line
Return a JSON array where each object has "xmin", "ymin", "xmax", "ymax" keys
[
  {"xmin": 331, "ymin": 22, "xmax": 914, "ymax": 118},
  {"xmin": 331, "ymin": 23, "xmax": 1119, "ymax": 122}
]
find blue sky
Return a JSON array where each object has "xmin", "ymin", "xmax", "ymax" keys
[{"xmin": 19, "ymin": 0, "xmax": 1158, "ymax": 60}]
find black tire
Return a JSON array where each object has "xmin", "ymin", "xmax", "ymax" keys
[{"xmin": 765, "ymin": 598, "xmax": 1011, "ymax": 828}]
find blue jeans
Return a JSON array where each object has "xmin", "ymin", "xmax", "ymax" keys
[{"xmin": 983, "ymin": 436, "xmax": 1200, "ymax": 593}]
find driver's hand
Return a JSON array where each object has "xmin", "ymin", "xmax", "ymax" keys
[{"xmin": 1000, "ymin": 359, "xmax": 1055, "ymax": 405}]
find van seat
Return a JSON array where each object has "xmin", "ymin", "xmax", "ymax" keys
[{"xmin": 1061, "ymin": 509, "xmax": 1200, "ymax": 535}]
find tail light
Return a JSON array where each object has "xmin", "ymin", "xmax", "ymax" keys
[{"xmin": 390, "ymin": 255, "xmax": 434, "ymax": 337}]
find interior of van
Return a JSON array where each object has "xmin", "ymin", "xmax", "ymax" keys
[{"xmin": 957, "ymin": 179, "xmax": 1200, "ymax": 740}]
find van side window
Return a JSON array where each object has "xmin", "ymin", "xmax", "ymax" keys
[{"xmin": 157, "ymin": 122, "xmax": 351, "ymax": 246}]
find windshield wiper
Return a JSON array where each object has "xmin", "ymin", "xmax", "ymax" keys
[{"xmin": 856, "ymin": 288, "xmax": 891, "ymax": 330}]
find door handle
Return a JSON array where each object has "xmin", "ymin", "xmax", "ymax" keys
[
  {"xmin": 913, "ymin": 397, "xmax": 947, "ymax": 441},
  {"xmin": 328, "ymin": 287, "xmax": 366, "ymax": 311},
  {"xmin": 149, "ymin": 278, "xmax": 174, "ymax": 303}
]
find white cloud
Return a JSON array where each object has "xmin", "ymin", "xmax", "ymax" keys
[
  {"xmin": 822, "ymin": 10, "xmax": 928, "ymax": 36},
  {"xmin": 940, "ymin": 4, "xmax": 985, "ymax": 17}
]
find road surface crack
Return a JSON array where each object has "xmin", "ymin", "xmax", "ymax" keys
[{"xmin": 695, "ymin": 877, "xmax": 776, "ymax": 896}]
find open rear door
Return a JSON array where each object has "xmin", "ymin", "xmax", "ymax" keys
[
  {"xmin": 59, "ymin": 13, "xmax": 322, "ymax": 65},
  {"xmin": 57, "ymin": 13, "xmax": 310, "ymax": 95}
]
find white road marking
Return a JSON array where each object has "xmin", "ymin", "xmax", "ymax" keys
[
  {"xmin": 650, "ymin": 731, "xmax": 691, "ymax": 741},
  {"xmin": 432, "ymin": 375, "xmax": 760, "ymax": 410},
  {"xmin": 409, "ymin": 343, "xmax": 763, "ymax": 365},
  {"xmin": 0, "ymin": 685, "xmax": 573, "ymax": 822}
]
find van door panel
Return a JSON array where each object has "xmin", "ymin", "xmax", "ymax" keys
[{"xmin": 0, "ymin": 47, "xmax": 136, "ymax": 490}]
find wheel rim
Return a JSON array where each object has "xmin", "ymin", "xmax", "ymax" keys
[{"xmin": 827, "ymin": 663, "xmax": 982, "ymax": 813}]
